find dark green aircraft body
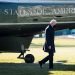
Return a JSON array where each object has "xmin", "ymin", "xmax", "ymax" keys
[{"xmin": 0, "ymin": 1, "xmax": 75, "ymax": 52}]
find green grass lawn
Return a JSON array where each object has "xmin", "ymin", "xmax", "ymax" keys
[
  {"xmin": 30, "ymin": 37, "xmax": 75, "ymax": 47},
  {"xmin": 0, "ymin": 37, "xmax": 75, "ymax": 75}
]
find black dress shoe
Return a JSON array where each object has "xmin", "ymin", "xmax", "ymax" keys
[{"xmin": 39, "ymin": 61, "xmax": 42, "ymax": 68}]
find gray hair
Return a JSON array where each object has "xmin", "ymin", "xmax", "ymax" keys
[{"xmin": 49, "ymin": 19, "xmax": 57, "ymax": 26}]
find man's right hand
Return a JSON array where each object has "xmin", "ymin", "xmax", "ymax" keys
[{"xmin": 48, "ymin": 46, "xmax": 51, "ymax": 49}]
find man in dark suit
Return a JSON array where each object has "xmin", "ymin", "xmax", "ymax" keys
[{"xmin": 39, "ymin": 19, "xmax": 57, "ymax": 69}]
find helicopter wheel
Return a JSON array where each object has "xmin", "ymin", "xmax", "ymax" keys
[{"xmin": 24, "ymin": 54, "xmax": 35, "ymax": 63}]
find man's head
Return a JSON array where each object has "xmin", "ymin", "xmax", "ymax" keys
[{"xmin": 49, "ymin": 19, "xmax": 57, "ymax": 27}]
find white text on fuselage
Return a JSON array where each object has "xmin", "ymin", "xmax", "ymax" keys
[{"xmin": 0, "ymin": 6, "xmax": 75, "ymax": 17}]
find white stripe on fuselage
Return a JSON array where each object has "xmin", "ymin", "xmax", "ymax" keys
[{"xmin": 0, "ymin": 21, "xmax": 75, "ymax": 25}]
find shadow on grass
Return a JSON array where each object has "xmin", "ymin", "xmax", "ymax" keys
[
  {"xmin": 53, "ymin": 63, "xmax": 75, "ymax": 71},
  {"xmin": 56, "ymin": 60, "xmax": 68, "ymax": 63},
  {"xmin": 0, "ymin": 62, "xmax": 75, "ymax": 75},
  {"xmin": 30, "ymin": 43, "xmax": 75, "ymax": 48},
  {"xmin": 0, "ymin": 63, "xmax": 53, "ymax": 75},
  {"xmin": 56, "ymin": 45, "xmax": 75, "ymax": 47}
]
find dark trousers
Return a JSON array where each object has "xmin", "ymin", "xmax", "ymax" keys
[{"xmin": 40, "ymin": 52, "xmax": 54, "ymax": 68}]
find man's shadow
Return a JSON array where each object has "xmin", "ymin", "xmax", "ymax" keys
[{"xmin": 44, "ymin": 60, "xmax": 75, "ymax": 71}]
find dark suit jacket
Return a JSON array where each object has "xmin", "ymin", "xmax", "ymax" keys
[{"xmin": 43, "ymin": 25, "xmax": 55, "ymax": 53}]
